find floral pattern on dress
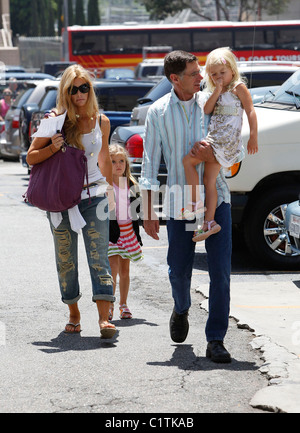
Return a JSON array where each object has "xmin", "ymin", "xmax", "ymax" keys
[{"xmin": 205, "ymin": 85, "xmax": 244, "ymax": 167}]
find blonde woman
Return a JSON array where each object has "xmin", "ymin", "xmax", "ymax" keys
[
  {"xmin": 182, "ymin": 47, "xmax": 258, "ymax": 241},
  {"xmin": 108, "ymin": 144, "xmax": 143, "ymax": 321},
  {"xmin": 27, "ymin": 64, "xmax": 116, "ymax": 338}
]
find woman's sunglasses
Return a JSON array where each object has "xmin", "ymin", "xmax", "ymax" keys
[{"xmin": 68, "ymin": 83, "xmax": 90, "ymax": 95}]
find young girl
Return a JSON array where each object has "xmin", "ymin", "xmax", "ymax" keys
[
  {"xmin": 182, "ymin": 47, "xmax": 258, "ymax": 241},
  {"xmin": 108, "ymin": 144, "xmax": 143, "ymax": 320}
]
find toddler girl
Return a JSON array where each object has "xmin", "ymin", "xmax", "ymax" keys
[
  {"xmin": 108, "ymin": 144, "xmax": 143, "ymax": 320},
  {"xmin": 182, "ymin": 47, "xmax": 258, "ymax": 241}
]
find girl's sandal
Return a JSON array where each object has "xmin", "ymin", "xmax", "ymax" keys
[
  {"xmin": 192, "ymin": 220, "xmax": 221, "ymax": 242},
  {"xmin": 178, "ymin": 202, "xmax": 206, "ymax": 221},
  {"xmin": 119, "ymin": 304, "xmax": 132, "ymax": 319}
]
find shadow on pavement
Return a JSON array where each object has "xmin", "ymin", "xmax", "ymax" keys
[
  {"xmin": 32, "ymin": 331, "xmax": 119, "ymax": 353},
  {"xmin": 147, "ymin": 344, "xmax": 259, "ymax": 371}
]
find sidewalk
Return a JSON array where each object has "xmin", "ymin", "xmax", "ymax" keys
[{"xmin": 197, "ymin": 280, "xmax": 300, "ymax": 413}]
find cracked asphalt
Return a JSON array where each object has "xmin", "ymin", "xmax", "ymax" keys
[{"xmin": 0, "ymin": 161, "xmax": 269, "ymax": 414}]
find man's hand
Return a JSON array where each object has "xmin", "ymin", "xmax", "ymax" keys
[
  {"xmin": 141, "ymin": 190, "xmax": 160, "ymax": 240},
  {"xmin": 190, "ymin": 140, "xmax": 215, "ymax": 162},
  {"xmin": 143, "ymin": 218, "xmax": 160, "ymax": 240}
]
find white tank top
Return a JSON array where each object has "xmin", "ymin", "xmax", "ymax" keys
[{"xmin": 81, "ymin": 117, "xmax": 106, "ymax": 184}]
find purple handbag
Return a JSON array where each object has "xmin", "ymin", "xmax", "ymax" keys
[{"xmin": 23, "ymin": 136, "xmax": 88, "ymax": 212}]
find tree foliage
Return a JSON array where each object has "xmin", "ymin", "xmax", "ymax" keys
[
  {"xmin": 88, "ymin": 0, "xmax": 101, "ymax": 25},
  {"xmin": 141, "ymin": 0, "xmax": 291, "ymax": 21},
  {"xmin": 10, "ymin": 0, "xmax": 101, "ymax": 36},
  {"xmin": 75, "ymin": 0, "xmax": 86, "ymax": 26}
]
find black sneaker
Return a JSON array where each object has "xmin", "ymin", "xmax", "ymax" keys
[
  {"xmin": 206, "ymin": 340, "xmax": 231, "ymax": 363},
  {"xmin": 169, "ymin": 309, "xmax": 189, "ymax": 343}
]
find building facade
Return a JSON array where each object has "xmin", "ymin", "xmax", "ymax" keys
[{"xmin": 0, "ymin": 0, "xmax": 20, "ymax": 66}]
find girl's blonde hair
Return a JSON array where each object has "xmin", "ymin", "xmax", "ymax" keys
[
  {"xmin": 109, "ymin": 144, "xmax": 137, "ymax": 186},
  {"xmin": 204, "ymin": 47, "xmax": 244, "ymax": 92},
  {"xmin": 56, "ymin": 64, "xmax": 99, "ymax": 150}
]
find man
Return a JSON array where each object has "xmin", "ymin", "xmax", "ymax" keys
[{"xmin": 139, "ymin": 50, "xmax": 232, "ymax": 363}]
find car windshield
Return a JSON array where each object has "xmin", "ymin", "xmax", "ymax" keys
[
  {"xmin": 263, "ymin": 69, "xmax": 300, "ymax": 107},
  {"xmin": 11, "ymin": 87, "xmax": 35, "ymax": 108},
  {"xmin": 137, "ymin": 77, "xmax": 172, "ymax": 104}
]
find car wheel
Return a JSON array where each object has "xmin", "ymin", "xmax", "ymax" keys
[{"xmin": 243, "ymin": 186, "xmax": 300, "ymax": 270}]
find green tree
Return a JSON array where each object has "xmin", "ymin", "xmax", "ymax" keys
[
  {"xmin": 56, "ymin": 0, "xmax": 63, "ymax": 35},
  {"xmin": 10, "ymin": 0, "xmax": 32, "ymax": 36},
  {"xmin": 11, "ymin": 0, "xmax": 58, "ymax": 36},
  {"xmin": 38, "ymin": 0, "xmax": 47, "ymax": 35},
  {"xmin": 141, "ymin": 0, "xmax": 291, "ymax": 21},
  {"xmin": 30, "ymin": 0, "xmax": 40, "ymax": 36},
  {"xmin": 88, "ymin": 0, "xmax": 101, "ymax": 25},
  {"xmin": 47, "ymin": 1, "xmax": 56, "ymax": 36},
  {"xmin": 75, "ymin": 0, "xmax": 86, "ymax": 25},
  {"xmin": 68, "ymin": 0, "xmax": 74, "ymax": 25}
]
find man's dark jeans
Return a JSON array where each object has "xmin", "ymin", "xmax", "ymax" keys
[{"xmin": 166, "ymin": 201, "xmax": 231, "ymax": 342}]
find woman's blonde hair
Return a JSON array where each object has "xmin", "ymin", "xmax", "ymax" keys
[
  {"xmin": 204, "ymin": 47, "xmax": 244, "ymax": 92},
  {"xmin": 109, "ymin": 144, "xmax": 137, "ymax": 186},
  {"xmin": 56, "ymin": 64, "xmax": 99, "ymax": 150}
]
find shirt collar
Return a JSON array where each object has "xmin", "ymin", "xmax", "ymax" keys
[{"xmin": 170, "ymin": 87, "xmax": 203, "ymax": 108}]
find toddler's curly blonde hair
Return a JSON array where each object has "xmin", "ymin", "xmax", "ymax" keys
[{"xmin": 204, "ymin": 47, "xmax": 245, "ymax": 92}]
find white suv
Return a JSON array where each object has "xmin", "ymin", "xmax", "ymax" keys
[
  {"xmin": 134, "ymin": 59, "xmax": 164, "ymax": 81},
  {"xmin": 227, "ymin": 68, "xmax": 300, "ymax": 269}
]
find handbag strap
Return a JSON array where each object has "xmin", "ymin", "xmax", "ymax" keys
[{"xmin": 60, "ymin": 128, "xmax": 91, "ymax": 203}]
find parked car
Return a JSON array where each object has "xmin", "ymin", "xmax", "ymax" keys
[
  {"xmin": 0, "ymin": 81, "xmax": 37, "ymax": 160},
  {"xmin": 130, "ymin": 61, "xmax": 299, "ymax": 126},
  {"xmin": 18, "ymin": 79, "xmax": 60, "ymax": 159},
  {"xmin": 0, "ymin": 71, "xmax": 55, "ymax": 81},
  {"xmin": 100, "ymin": 68, "xmax": 135, "ymax": 80},
  {"xmin": 284, "ymin": 195, "xmax": 300, "ymax": 255},
  {"xmin": 134, "ymin": 59, "xmax": 164, "ymax": 81},
  {"xmin": 1, "ymin": 65, "xmax": 25, "ymax": 72},
  {"xmin": 20, "ymin": 79, "xmax": 155, "ymax": 170},
  {"xmin": 42, "ymin": 61, "xmax": 77, "ymax": 77},
  {"xmin": 112, "ymin": 67, "xmax": 300, "ymax": 269}
]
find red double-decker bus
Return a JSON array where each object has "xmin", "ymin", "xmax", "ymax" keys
[{"xmin": 64, "ymin": 20, "xmax": 300, "ymax": 73}]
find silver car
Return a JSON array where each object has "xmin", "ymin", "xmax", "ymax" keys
[
  {"xmin": 285, "ymin": 197, "xmax": 300, "ymax": 255},
  {"xmin": 0, "ymin": 82, "xmax": 36, "ymax": 160}
]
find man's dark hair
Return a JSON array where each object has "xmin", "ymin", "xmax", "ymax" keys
[{"xmin": 164, "ymin": 50, "xmax": 198, "ymax": 82}]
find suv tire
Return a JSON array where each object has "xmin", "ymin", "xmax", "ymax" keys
[{"xmin": 243, "ymin": 185, "xmax": 300, "ymax": 270}]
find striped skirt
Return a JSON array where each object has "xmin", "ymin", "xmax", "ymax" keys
[{"xmin": 108, "ymin": 221, "xmax": 143, "ymax": 262}]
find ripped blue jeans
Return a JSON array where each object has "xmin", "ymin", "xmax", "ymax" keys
[{"xmin": 47, "ymin": 195, "xmax": 115, "ymax": 305}]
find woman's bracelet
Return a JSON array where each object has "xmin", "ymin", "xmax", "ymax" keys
[{"xmin": 49, "ymin": 143, "xmax": 56, "ymax": 154}]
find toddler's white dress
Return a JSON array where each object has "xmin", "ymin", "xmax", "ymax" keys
[{"xmin": 206, "ymin": 82, "xmax": 244, "ymax": 167}]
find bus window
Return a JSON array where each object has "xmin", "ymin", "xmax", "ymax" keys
[
  {"xmin": 192, "ymin": 30, "xmax": 232, "ymax": 51},
  {"xmin": 72, "ymin": 32, "xmax": 106, "ymax": 54},
  {"xmin": 275, "ymin": 27, "xmax": 300, "ymax": 49},
  {"xmin": 234, "ymin": 29, "xmax": 274, "ymax": 50},
  {"xmin": 108, "ymin": 32, "xmax": 149, "ymax": 54},
  {"xmin": 150, "ymin": 31, "xmax": 191, "ymax": 51}
]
